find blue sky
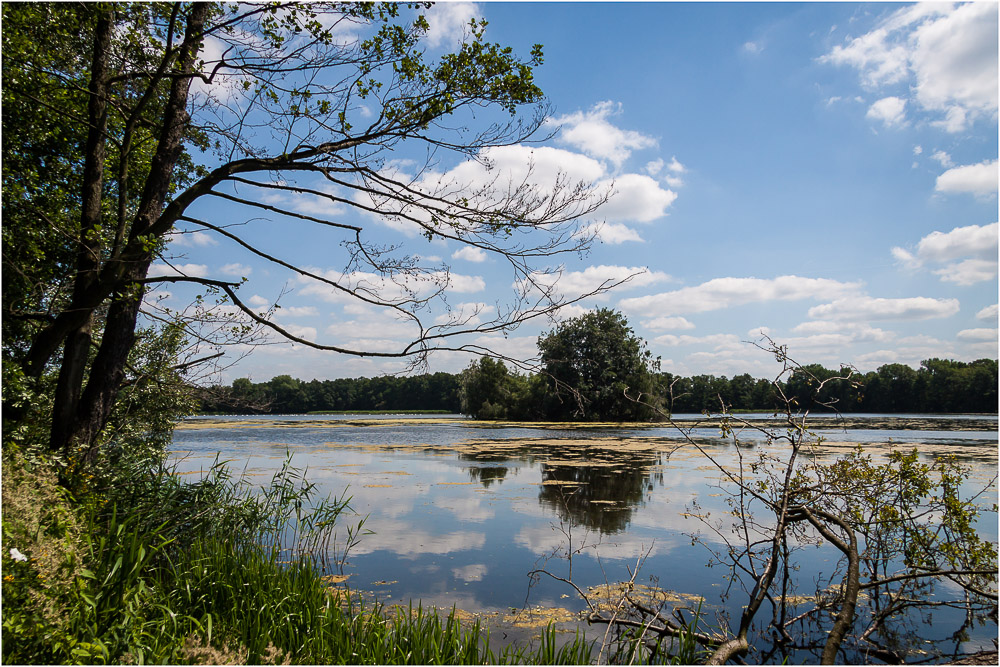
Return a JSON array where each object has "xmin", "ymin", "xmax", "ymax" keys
[{"xmin": 154, "ymin": 2, "xmax": 998, "ymax": 382}]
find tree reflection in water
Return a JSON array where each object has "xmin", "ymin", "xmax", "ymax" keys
[
  {"xmin": 467, "ymin": 465, "xmax": 509, "ymax": 488},
  {"xmin": 459, "ymin": 438, "xmax": 666, "ymax": 533},
  {"xmin": 538, "ymin": 453, "xmax": 663, "ymax": 534}
]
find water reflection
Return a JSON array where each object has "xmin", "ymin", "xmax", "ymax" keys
[
  {"xmin": 467, "ymin": 465, "xmax": 509, "ymax": 487},
  {"xmin": 169, "ymin": 415, "xmax": 998, "ymax": 662},
  {"xmin": 538, "ymin": 455, "xmax": 663, "ymax": 534}
]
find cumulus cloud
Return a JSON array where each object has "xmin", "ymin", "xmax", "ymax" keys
[
  {"xmin": 582, "ymin": 222, "xmax": 644, "ymax": 244},
  {"xmin": 359, "ymin": 144, "xmax": 606, "ymax": 237},
  {"xmin": 597, "ymin": 173, "xmax": 677, "ymax": 223},
  {"xmin": 619, "ymin": 275, "xmax": 863, "ymax": 316},
  {"xmin": 976, "ymin": 304, "xmax": 998, "ymax": 321},
  {"xmin": 451, "ymin": 246, "xmax": 488, "ymax": 263},
  {"xmin": 168, "ymin": 230, "xmax": 218, "ymax": 248},
  {"xmin": 654, "ymin": 333, "xmax": 742, "ymax": 350},
  {"xmin": 956, "ymin": 328, "xmax": 998, "ymax": 342},
  {"xmin": 274, "ymin": 305, "xmax": 318, "ymax": 318},
  {"xmin": 867, "ymin": 96, "xmax": 907, "ymax": 126},
  {"xmin": 522, "ymin": 265, "xmax": 673, "ymax": 303},
  {"xmin": 931, "ymin": 150, "xmax": 953, "ymax": 168},
  {"xmin": 218, "ymin": 263, "xmax": 252, "ymax": 278},
  {"xmin": 547, "ymin": 100, "xmax": 657, "ymax": 168},
  {"xmin": 791, "ymin": 320, "xmax": 895, "ymax": 342},
  {"xmin": 933, "ymin": 258, "xmax": 998, "ymax": 286},
  {"xmin": 281, "ymin": 324, "xmax": 318, "ymax": 342},
  {"xmin": 935, "ymin": 160, "xmax": 999, "ymax": 196},
  {"xmin": 819, "ymin": 2, "xmax": 998, "ymax": 132},
  {"xmin": 296, "ymin": 268, "xmax": 484, "ymax": 307},
  {"xmin": 423, "ymin": 2, "xmax": 481, "ymax": 49},
  {"xmin": 148, "ymin": 262, "xmax": 209, "ymax": 278},
  {"xmin": 432, "ymin": 302, "xmax": 495, "ymax": 327},
  {"xmin": 821, "ymin": 3, "xmax": 998, "ymax": 132},
  {"xmin": 807, "ymin": 296, "xmax": 960, "ymax": 322},
  {"xmin": 891, "ymin": 222, "xmax": 998, "ymax": 285},
  {"xmin": 643, "ymin": 316, "xmax": 696, "ymax": 332}
]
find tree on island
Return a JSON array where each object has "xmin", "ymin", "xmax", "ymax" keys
[
  {"xmin": 538, "ymin": 308, "xmax": 661, "ymax": 421},
  {"xmin": 3, "ymin": 2, "xmax": 614, "ymax": 466}
]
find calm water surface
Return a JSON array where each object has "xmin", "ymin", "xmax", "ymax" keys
[{"xmin": 170, "ymin": 414, "xmax": 998, "ymax": 662}]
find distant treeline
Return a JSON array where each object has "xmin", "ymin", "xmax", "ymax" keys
[
  {"xmin": 198, "ymin": 373, "xmax": 462, "ymax": 414},
  {"xmin": 198, "ymin": 358, "xmax": 998, "ymax": 416}
]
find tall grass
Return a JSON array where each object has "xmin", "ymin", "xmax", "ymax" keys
[{"xmin": 3, "ymin": 453, "xmax": 596, "ymax": 664}]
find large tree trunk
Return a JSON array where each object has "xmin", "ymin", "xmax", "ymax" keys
[
  {"xmin": 49, "ymin": 3, "xmax": 210, "ymax": 458},
  {"xmin": 50, "ymin": 9, "xmax": 112, "ymax": 452}
]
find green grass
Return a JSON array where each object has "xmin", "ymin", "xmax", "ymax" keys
[{"xmin": 2, "ymin": 454, "xmax": 596, "ymax": 665}]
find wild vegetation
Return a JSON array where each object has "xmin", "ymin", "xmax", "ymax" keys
[{"xmin": 2, "ymin": 2, "xmax": 995, "ymax": 664}]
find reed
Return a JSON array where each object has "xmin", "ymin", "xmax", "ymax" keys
[{"xmin": 3, "ymin": 453, "xmax": 597, "ymax": 664}]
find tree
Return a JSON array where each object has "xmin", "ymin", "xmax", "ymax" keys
[
  {"xmin": 459, "ymin": 355, "xmax": 528, "ymax": 419},
  {"xmin": 2, "ymin": 2, "xmax": 612, "ymax": 464},
  {"xmin": 538, "ymin": 308, "xmax": 660, "ymax": 421}
]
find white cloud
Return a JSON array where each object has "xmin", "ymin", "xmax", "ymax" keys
[
  {"xmin": 931, "ymin": 150, "xmax": 953, "ymax": 168},
  {"xmin": 654, "ymin": 333, "xmax": 742, "ymax": 350},
  {"xmin": 248, "ymin": 294, "xmax": 270, "ymax": 308},
  {"xmin": 807, "ymin": 296, "xmax": 960, "ymax": 322},
  {"xmin": 168, "ymin": 230, "xmax": 218, "ymax": 248},
  {"xmin": 743, "ymin": 41, "xmax": 764, "ymax": 55},
  {"xmin": 866, "ymin": 96, "xmax": 907, "ymax": 126},
  {"xmin": 891, "ymin": 222, "xmax": 998, "ymax": 285},
  {"xmin": 432, "ymin": 302, "xmax": 495, "ymax": 327},
  {"xmin": 451, "ymin": 246, "xmax": 488, "ymax": 263},
  {"xmin": 282, "ymin": 324, "xmax": 317, "ymax": 342},
  {"xmin": 909, "ymin": 3, "xmax": 999, "ymax": 127},
  {"xmin": 935, "ymin": 160, "xmax": 999, "ymax": 196},
  {"xmin": 791, "ymin": 320, "xmax": 895, "ymax": 342},
  {"xmin": 645, "ymin": 158, "xmax": 664, "ymax": 176},
  {"xmin": 619, "ymin": 275, "xmax": 863, "ymax": 316},
  {"xmin": 583, "ymin": 222, "xmax": 644, "ymax": 244},
  {"xmin": 547, "ymin": 101, "xmax": 657, "ymax": 168},
  {"xmin": 976, "ymin": 304, "xmax": 998, "ymax": 321},
  {"xmin": 274, "ymin": 306, "xmax": 318, "ymax": 318},
  {"xmin": 445, "ymin": 272, "xmax": 486, "ymax": 293},
  {"xmin": 932, "ymin": 258, "xmax": 998, "ymax": 286},
  {"xmin": 218, "ymin": 263, "xmax": 252, "ymax": 277},
  {"xmin": 148, "ymin": 262, "xmax": 209, "ymax": 278},
  {"xmin": 905, "ymin": 222, "xmax": 998, "ymax": 263},
  {"xmin": 956, "ymin": 328, "xmax": 998, "ymax": 342},
  {"xmin": 423, "ymin": 2, "xmax": 481, "ymax": 49},
  {"xmin": 643, "ymin": 316, "xmax": 696, "ymax": 332},
  {"xmin": 821, "ymin": 3, "xmax": 998, "ymax": 132},
  {"xmin": 523, "ymin": 265, "xmax": 673, "ymax": 303},
  {"xmin": 597, "ymin": 173, "xmax": 677, "ymax": 223},
  {"xmin": 296, "ymin": 268, "xmax": 484, "ymax": 306},
  {"xmin": 356, "ymin": 144, "xmax": 607, "ymax": 238}
]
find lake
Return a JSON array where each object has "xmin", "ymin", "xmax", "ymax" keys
[{"xmin": 170, "ymin": 414, "xmax": 998, "ymax": 663}]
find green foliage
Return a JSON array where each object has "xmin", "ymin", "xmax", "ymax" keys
[
  {"xmin": 202, "ymin": 372, "xmax": 463, "ymax": 414},
  {"xmin": 459, "ymin": 356, "xmax": 535, "ymax": 419},
  {"xmin": 804, "ymin": 447, "xmax": 998, "ymax": 601},
  {"xmin": 539, "ymin": 308, "xmax": 661, "ymax": 421}
]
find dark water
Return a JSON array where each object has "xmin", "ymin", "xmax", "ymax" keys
[{"xmin": 170, "ymin": 415, "xmax": 998, "ymax": 662}]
